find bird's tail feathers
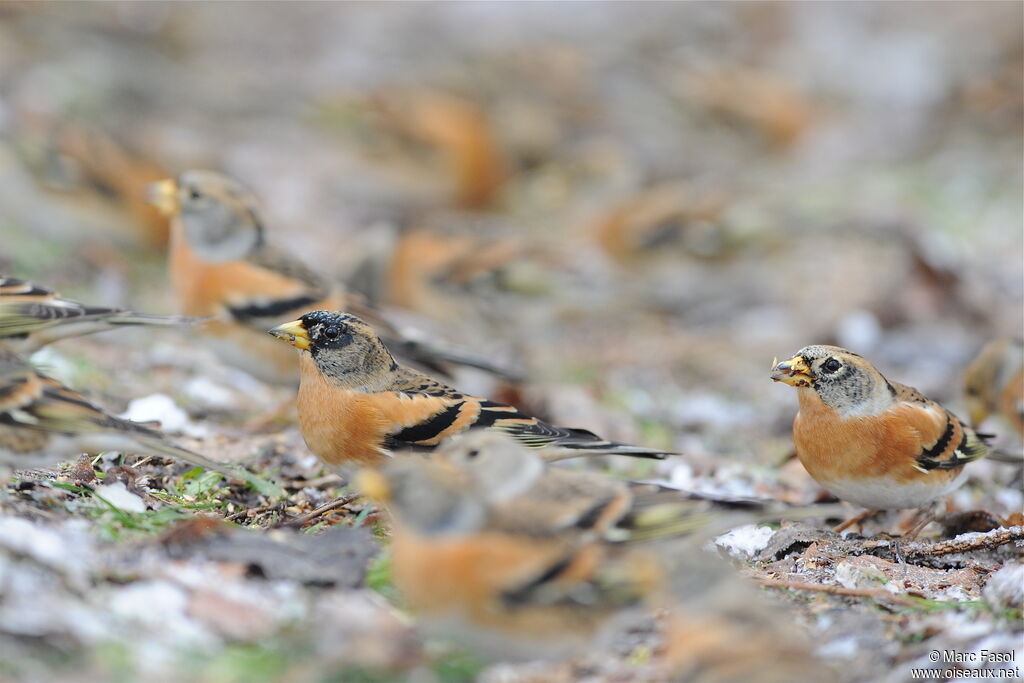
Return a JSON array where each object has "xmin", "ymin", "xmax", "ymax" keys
[
  {"xmin": 102, "ymin": 312, "xmax": 211, "ymax": 327},
  {"xmin": 988, "ymin": 447, "xmax": 1024, "ymax": 464}
]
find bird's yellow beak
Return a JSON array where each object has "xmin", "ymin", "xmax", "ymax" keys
[
  {"xmin": 355, "ymin": 468, "xmax": 392, "ymax": 503},
  {"xmin": 770, "ymin": 355, "xmax": 814, "ymax": 387},
  {"xmin": 268, "ymin": 319, "xmax": 311, "ymax": 351},
  {"xmin": 146, "ymin": 179, "xmax": 179, "ymax": 216}
]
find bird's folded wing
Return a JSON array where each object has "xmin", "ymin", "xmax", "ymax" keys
[
  {"xmin": 890, "ymin": 388, "xmax": 988, "ymax": 471},
  {"xmin": 499, "ymin": 543, "xmax": 653, "ymax": 611}
]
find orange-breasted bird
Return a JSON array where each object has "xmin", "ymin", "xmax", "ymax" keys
[
  {"xmin": 771, "ymin": 345, "xmax": 989, "ymax": 531},
  {"xmin": 423, "ymin": 431, "xmax": 789, "ymax": 541},
  {"xmin": 0, "ymin": 275, "xmax": 196, "ymax": 355},
  {"xmin": 268, "ymin": 311, "xmax": 674, "ymax": 467},
  {"xmin": 964, "ymin": 337, "xmax": 1023, "ymax": 438},
  {"xmin": 147, "ymin": 170, "xmax": 517, "ymax": 386},
  {"xmin": 357, "ymin": 432, "xmax": 828, "ymax": 661},
  {"xmin": 356, "ymin": 439, "xmax": 665, "ymax": 659},
  {"xmin": 0, "ymin": 349, "xmax": 278, "ymax": 494}
]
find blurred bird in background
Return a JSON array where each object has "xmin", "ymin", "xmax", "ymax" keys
[
  {"xmin": 0, "ymin": 275, "xmax": 199, "ymax": 354},
  {"xmin": 964, "ymin": 337, "xmax": 1024, "ymax": 438},
  {"xmin": 0, "ymin": 348, "xmax": 277, "ymax": 494},
  {"xmin": 147, "ymin": 170, "xmax": 518, "ymax": 387},
  {"xmin": 358, "ymin": 430, "xmax": 831, "ymax": 669}
]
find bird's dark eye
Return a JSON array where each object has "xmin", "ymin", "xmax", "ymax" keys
[
  {"xmin": 466, "ymin": 449, "xmax": 480, "ymax": 459},
  {"xmin": 821, "ymin": 358, "xmax": 842, "ymax": 374},
  {"xmin": 189, "ymin": 188, "xmax": 202, "ymax": 201},
  {"xmin": 323, "ymin": 325, "xmax": 340, "ymax": 339}
]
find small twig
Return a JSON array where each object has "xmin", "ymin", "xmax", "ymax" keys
[
  {"xmin": 903, "ymin": 526, "xmax": 1024, "ymax": 557},
  {"xmin": 758, "ymin": 577, "xmax": 918, "ymax": 607},
  {"xmin": 131, "ymin": 456, "xmax": 154, "ymax": 469},
  {"xmin": 276, "ymin": 494, "xmax": 360, "ymax": 529},
  {"xmin": 225, "ymin": 503, "xmax": 280, "ymax": 522}
]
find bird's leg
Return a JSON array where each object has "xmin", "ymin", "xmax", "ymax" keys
[
  {"xmin": 833, "ymin": 508, "xmax": 879, "ymax": 534},
  {"xmin": 901, "ymin": 503, "xmax": 941, "ymax": 541}
]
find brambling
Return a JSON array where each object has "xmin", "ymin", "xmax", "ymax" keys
[
  {"xmin": 964, "ymin": 338, "xmax": 1024, "ymax": 437},
  {"xmin": 147, "ymin": 170, "xmax": 515, "ymax": 386},
  {"xmin": 367, "ymin": 89, "xmax": 506, "ymax": 210},
  {"xmin": 0, "ymin": 349, "xmax": 275, "ymax": 493},
  {"xmin": 590, "ymin": 181, "xmax": 731, "ymax": 265},
  {"xmin": 47, "ymin": 122, "xmax": 174, "ymax": 249},
  {"xmin": 385, "ymin": 226, "xmax": 533, "ymax": 320},
  {"xmin": 427, "ymin": 431, "xmax": 768, "ymax": 542},
  {"xmin": 359, "ymin": 434, "xmax": 826, "ymax": 661},
  {"xmin": 771, "ymin": 345, "xmax": 989, "ymax": 531},
  {"xmin": 268, "ymin": 311, "xmax": 674, "ymax": 466},
  {"xmin": 682, "ymin": 64, "xmax": 813, "ymax": 147},
  {"xmin": 357, "ymin": 450, "xmax": 665, "ymax": 658},
  {"xmin": 0, "ymin": 275, "xmax": 196, "ymax": 355}
]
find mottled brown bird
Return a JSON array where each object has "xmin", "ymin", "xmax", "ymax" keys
[
  {"xmin": 772, "ymin": 345, "xmax": 989, "ymax": 532},
  {"xmin": 590, "ymin": 181, "xmax": 731, "ymax": 265},
  {"xmin": 368, "ymin": 89, "xmax": 507, "ymax": 210},
  {"xmin": 269, "ymin": 311, "xmax": 673, "ymax": 466},
  {"xmin": 356, "ymin": 441, "xmax": 664, "ymax": 658},
  {"xmin": 148, "ymin": 170, "xmax": 517, "ymax": 386},
  {"xmin": 0, "ymin": 349, "xmax": 279, "ymax": 495},
  {"xmin": 0, "ymin": 275, "xmax": 196, "ymax": 355},
  {"xmin": 358, "ymin": 432, "xmax": 828, "ymax": 661}
]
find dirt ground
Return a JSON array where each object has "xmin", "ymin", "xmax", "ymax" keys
[{"xmin": 0, "ymin": 3, "xmax": 1021, "ymax": 682}]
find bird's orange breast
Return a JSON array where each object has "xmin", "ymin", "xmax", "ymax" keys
[
  {"xmin": 295, "ymin": 354, "xmax": 453, "ymax": 465},
  {"xmin": 168, "ymin": 230, "xmax": 311, "ymax": 317},
  {"xmin": 792, "ymin": 390, "xmax": 956, "ymax": 487},
  {"xmin": 391, "ymin": 527, "xmax": 602, "ymax": 637}
]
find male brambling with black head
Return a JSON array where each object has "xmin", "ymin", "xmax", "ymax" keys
[
  {"xmin": 268, "ymin": 310, "xmax": 674, "ymax": 467},
  {"xmin": 771, "ymin": 345, "xmax": 990, "ymax": 532},
  {"xmin": 0, "ymin": 275, "xmax": 197, "ymax": 355},
  {"xmin": 964, "ymin": 337, "xmax": 1023, "ymax": 438},
  {"xmin": 147, "ymin": 170, "xmax": 516, "ymax": 386},
  {"xmin": 0, "ymin": 349, "xmax": 276, "ymax": 493}
]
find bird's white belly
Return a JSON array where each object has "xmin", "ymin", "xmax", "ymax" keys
[{"xmin": 820, "ymin": 469, "xmax": 969, "ymax": 510}]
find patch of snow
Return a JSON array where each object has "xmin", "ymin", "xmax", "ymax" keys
[
  {"xmin": 714, "ymin": 524, "xmax": 776, "ymax": 560},
  {"xmin": 120, "ymin": 393, "xmax": 207, "ymax": 438},
  {"xmin": 94, "ymin": 482, "xmax": 147, "ymax": 513}
]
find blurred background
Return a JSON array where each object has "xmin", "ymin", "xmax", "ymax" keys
[
  {"xmin": 0, "ymin": 3, "xmax": 1021, "ymax": 680},
  {"xmin": 1, "ymin": 1, "xmax": 1021, "ymax": 472}
]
